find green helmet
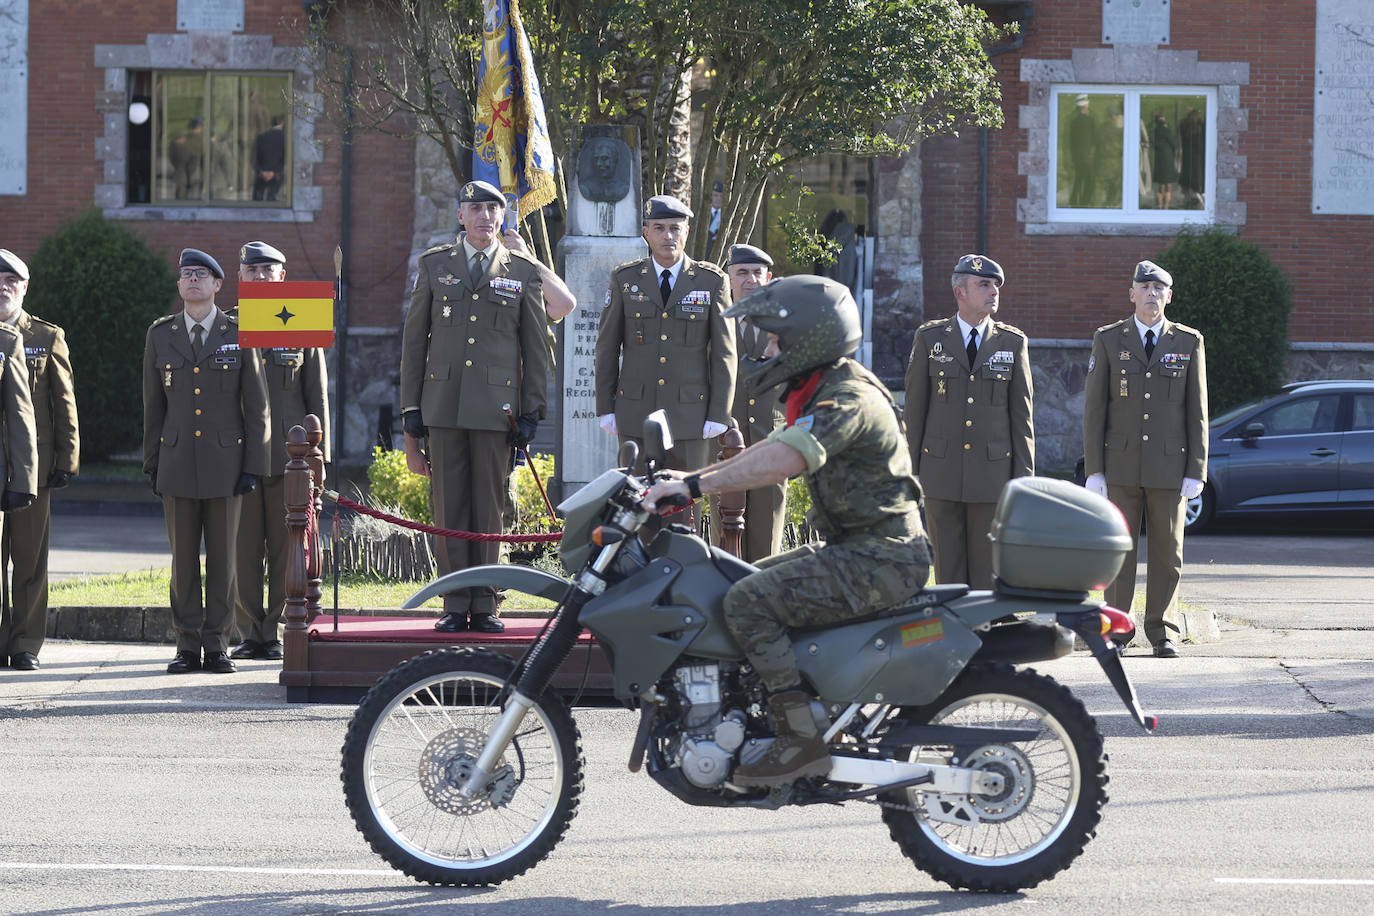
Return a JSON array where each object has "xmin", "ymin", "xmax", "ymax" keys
[{"xmin": 724, "ymin": 274, "xmax": 862, "ymax": 393}]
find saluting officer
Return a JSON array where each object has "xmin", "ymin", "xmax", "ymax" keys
[
  {"xmin": 143, "ymin": 248, "xmax": 270, "ymax": 674},
  {"xmin": 230, "ymin": 241, "xmax": 330, "ymax": 661},
  {"xmin": 723, "ymin": 244, "xmax": 786, "ymax": 561},
  {"xmin": 595, "ymin": 194, "xmax": 736, "ymax": 479},
  {"xmin": 0, "ymin": 249, "xmax": 78, "ymax": 671},
  {"xmin": 905, "ymin": 254, "xmax": 1034, "ymax": 589},
  {"xmin": 1083, "ymin": 259, "xmax": 1207, "ymax": 659},
  {"xmin": 400, "ymin": 180, "xmax": 549, "ymax": 634}
]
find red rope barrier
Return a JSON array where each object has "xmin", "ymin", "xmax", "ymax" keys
[{"xmin": 327, "ymin": 491, "xmax": 563, "ymax": 543}]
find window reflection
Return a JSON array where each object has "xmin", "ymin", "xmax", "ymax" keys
[
  {"xmin": 1055, "ymin": 93, "xmax": 1124, "ymax": 209},
  {"xmin": 1140, "ymin": 94, "xmax": 1206, "ymax": 211}
]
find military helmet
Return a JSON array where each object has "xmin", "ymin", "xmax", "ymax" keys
[{"xmin": 724, "ymin": 274, "xmax": 861, "ymax": 393}]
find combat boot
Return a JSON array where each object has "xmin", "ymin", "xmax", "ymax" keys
[{"xmin": 732, "ymin": 690, "xmax": 831, "ymax": 786}]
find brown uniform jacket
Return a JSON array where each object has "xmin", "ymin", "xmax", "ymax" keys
[
  {"xmin": 261, "ymin": 346, "xmax": 330, "ymax": 476},
  {"xmin": 1083, "ymin": 317, "xmax": 1208, "ymax": 488},
  {"xmin": 400, "ymin": 238, "xmax": 549, "ymax": 430},
  {"xmin": 142, "ymin": 309, "xmax": 271, "ymax": 498},
  {"xmin": 0, "ymin": 325, "xmax": 37, "ymax": 497},
  {"xmin": 595, "ymin": 257, "xmax": 736, "ymax": 437},
  {"xmin": 15, "ymin": 310, "xmax": 79, "ymax": 482},
  {"xmin": 730, "ymin": 318, "xmax": 785, "ymax": 445},
  {"xmin": 904, "ymin": 317, "xmax": 1035, "ymax": 502}
]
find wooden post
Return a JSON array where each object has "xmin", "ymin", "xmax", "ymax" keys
[
  {"xmin": 303, "ymin": 414, "xmax": 325, "ymax": 623},
  {"xmin": 716, "ymin": 420, "xmax": 747, "ymax": 558},
  {"xmin": 279, "ymin": 425, "xmax": 313, "ymax": 689}
]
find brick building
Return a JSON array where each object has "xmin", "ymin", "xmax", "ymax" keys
[{"xmin": 2, "ymin": 0, "xmax": 1370, "ymax": 474}]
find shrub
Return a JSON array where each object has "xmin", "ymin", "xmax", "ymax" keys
[
  {"xmin": 366, "ymin": 446, "xmax": 433, "ymax": 524},
  {"xmin": 23, "ymin": 209, "xmax": 179, "ymax": 461},
  {"xmin": 1155, "ymin": 228, "xmax": 1292, "ymax": 413}
]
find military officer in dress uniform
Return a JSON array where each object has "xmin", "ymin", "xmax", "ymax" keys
[
  {"xmin": 230, "ymin": 241, "xmax": 330, "ymax": 661},
  {"xmin": 1083, "ymin": 259, "xmax": 1207, "ymax": 659},
  {"xmin": 723, "ymin": 244, "xmax": 786, "ymax": 561},
  {"xmin": 0, "ymin": 249, "xmax": 77, "ymax": 671},
  {"xmin": 0, "ymin": 255, "xmax": 38, "ymax": 673},
  {"xmin": 143, "ymin": 248, "xmax": 270, "ymax": 674},
  {"xmin": 905, "ymin": 254, "xmax": 1034, "ymax": 589},
  {"xmin": 400, "ymin": 180, "xmax": 549, "ymax": 634},
  {"xmin": 595, "ymin": 194, "xmax": 736, "ymax": 487}
]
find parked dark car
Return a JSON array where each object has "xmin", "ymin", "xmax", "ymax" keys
[{"xmin": 1073, "ymin": 380, "xmax": 1374, "ymax": 532}]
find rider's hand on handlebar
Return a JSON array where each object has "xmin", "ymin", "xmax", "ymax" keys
[{"xmin": 643, "ymin": 478, "xmax": 691, "ymax": 514}]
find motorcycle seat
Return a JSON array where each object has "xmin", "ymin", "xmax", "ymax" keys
[{"xmin": 792, "ymin": 584, "xmax": 970, "ymax": 633}]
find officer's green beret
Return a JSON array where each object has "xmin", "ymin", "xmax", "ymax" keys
[
  {"xmin": 460, "ymin": 180, "xmax": 506, "ymax": 206},
  {"xmin": 953, "ymin": 253, "xmax": 1004, "ymax": 284},
  {"xmin": 1133, "ymin": 259, "xmax": 1173, "ymax": 287},
  {"xmin": 0, "ymin": 249, "xmax": 28, "ymax": 280},
  {"xmin": 643, "ymin": 194, "xmax": 693, "ymax": 221},
  {"xmin": 179, "ymin": 248, "xmax": 224, "ymax": 279},
  {"xmin": 727, "ymin": 244, "xmax": 773, "ymax": 268},
  {"xmin": 240, "ymin": 240, "xmax": 286, "ymax": 265}
]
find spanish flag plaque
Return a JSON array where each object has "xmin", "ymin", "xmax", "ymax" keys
[{"xmin": 237, "ymin": 281, "xmax": 336, "ymax": 348}]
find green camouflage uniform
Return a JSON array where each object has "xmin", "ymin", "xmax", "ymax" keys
[{"xmin": 722, "ymin": 358, "xmax": 930, "ymax": 691}]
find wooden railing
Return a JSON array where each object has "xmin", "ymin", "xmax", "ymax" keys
[{"xmin": 281, "ymin": 414, "xmax": 324, "ymax": 690}]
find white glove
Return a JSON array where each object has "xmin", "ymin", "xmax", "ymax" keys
[
  {"xmin": 598, "ymin": 413, "xmax": 618, "ymax": 436},
  {"xmin": 1181, "ymin": 477, "xmax": 1205, "ymax": 500},
  {"xmin": 1085, "ymin": 472, "xmax": 1108, "ymax": 498},
  {"xmin": 702, "ymin": 421, "xmax": 728, "ymax": 439}
]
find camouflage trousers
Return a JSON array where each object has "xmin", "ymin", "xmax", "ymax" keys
[{"xmin": 722, "ymin": 535, "xmax": 932, "ymax": 692}]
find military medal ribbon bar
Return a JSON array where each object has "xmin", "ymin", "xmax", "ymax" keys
[{"xmin": 237, "ymin": 280, "xmax": 337, "ymax": 348}]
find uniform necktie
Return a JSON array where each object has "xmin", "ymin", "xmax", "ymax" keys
[
  {"xmin": 966, "ymin": 328, "xmax": 979, "ymax": 367},
  {"xmin": 1144, "ymin": 329, "xmax": 1156, "ymax": 361},
  {"xmin": 191, "ymin": 323, "xmax": 204, "ymax": 360},
  {"xmin": 470, "ymin": 250, "xmax": 487, "ymax": 285},
  {"xmin": 660, "ymin": 268, "xmax": 672, "ymax": 304}
]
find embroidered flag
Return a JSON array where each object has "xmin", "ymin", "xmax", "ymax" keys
[{"xmin": 237, "ymin": 280, "xmax": 336, "ymax": 348}]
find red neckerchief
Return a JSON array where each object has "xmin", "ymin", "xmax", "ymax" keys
[{"xmin": 785, "ymin": 369, "xmax": 825, "ymax": 427}]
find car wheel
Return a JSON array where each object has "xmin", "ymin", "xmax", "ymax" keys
[{"xmin": 1184, "ymin": 485, "xmax": 1215, "ymax": 533}]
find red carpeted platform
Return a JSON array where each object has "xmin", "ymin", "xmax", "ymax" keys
[{"xmin": 280, "ymin": 614, "xmax": 611, "ymax": 703}]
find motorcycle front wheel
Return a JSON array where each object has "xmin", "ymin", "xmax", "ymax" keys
[
  {"xmin": 340, "ymin": 647, "xmax": 584, "ymax": 886},
  {"xmin": 880, "ymin": 663, "xmax": 1108, "ymax": 892}
]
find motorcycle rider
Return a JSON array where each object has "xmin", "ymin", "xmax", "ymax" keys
[{"xmin": 645, "ymin": 275, "xmax": 931, "ymax": 786}]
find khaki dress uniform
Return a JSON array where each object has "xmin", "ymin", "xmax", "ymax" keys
[
  {"xmin": 399, "ymin": 238, "xmax": 549, "ymax": 618},
  {"xmin": 0, "ymin": 326, "xmax": 38, "ymax": 662},
  {"xmin": 905, "ymin": 317, "xmax": 1034, "ymax": 588},
  {"xmin": 234, "ymin": 345, "xmax": 329, "ymax": 647},
  {"xmin": 1083, "ymin": 317, "xmax": 1207, "ymax": 644},
  {"xmin": 727, "ymin": 318, "xmax": 787, "ymax": 561},
  {"xmin": 142, "ymin": 309, "xmax": 270, "ymax": 656},
  {"xmin": 1, "ymin": 311, "xmax": 77, "ymax": 661},
  {"xmin": 595, "ymin": 256, "xmax": 736, "ymax": 471}
]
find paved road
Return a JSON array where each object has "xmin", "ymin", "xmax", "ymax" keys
[{"xmin": 0, "ymin": 640, "xmax": 1371, "ymax": 914}]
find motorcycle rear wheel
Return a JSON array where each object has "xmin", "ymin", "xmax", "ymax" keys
[
  {"xmin": 340, "ymin": 647, "xmax": 584, "ymax": 886},
  {"xmin": 880, "ymin": 663, "xmax": 1108, "ymax": 892}
]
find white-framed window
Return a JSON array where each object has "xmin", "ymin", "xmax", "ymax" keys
[{"xmin": 1048, "ymin": 85, "xmax": 1216, "ymax": 225}]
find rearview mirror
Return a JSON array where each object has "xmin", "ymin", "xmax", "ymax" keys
[{"xmin": 642, "ymin": 409, "xmax": 674, "ymax": 468}]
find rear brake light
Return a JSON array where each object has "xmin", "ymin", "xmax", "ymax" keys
[{"xmin": 1099, "ymin": 605, "xmax": 1135, "ymax": 635}]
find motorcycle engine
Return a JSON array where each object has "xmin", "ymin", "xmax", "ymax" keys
[{"xmin": 670, "ymin": 663, "xmax": 747, "ymax": 788}]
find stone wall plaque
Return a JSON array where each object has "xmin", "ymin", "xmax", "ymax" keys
[
  {"xmin": 1313, "ymin": 0, "xmax": 1374, "ymax": 214},
  {"xmin": 0, "ymin": 0, "xmax": 27, "ymax": 195},
  {"xmin": 177, "ymin": 0, "xmax": 244, "ymax": 32},
  {"xmin": 1102, "ymin": 0, "xmax": 1170, "ymax": 46}
]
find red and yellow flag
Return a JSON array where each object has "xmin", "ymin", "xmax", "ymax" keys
[{"xmin": 237, "ymin": 280, "xmax": 336, "ymax": 348}]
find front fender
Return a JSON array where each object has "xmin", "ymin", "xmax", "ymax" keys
[{"xmin": 401, "ymin": 564, "xmax": 570, "ymax": 610}]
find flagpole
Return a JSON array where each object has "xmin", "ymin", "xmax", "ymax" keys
[{"xmin": 532, "ymin": 207, "xmax": 555, "ymax": 270}]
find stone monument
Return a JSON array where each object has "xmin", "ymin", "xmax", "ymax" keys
[{"xmin": 557, "ymin": 124, "xmax": 647, "ymax": 489}]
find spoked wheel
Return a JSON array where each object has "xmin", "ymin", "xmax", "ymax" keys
[
  {"xmin": 340, "ymin": 647, "xmax": 584, "ymax": 886},
  {"xmin": 880, "ymin": 664, "xmax": 1108, "ymax": 892}
]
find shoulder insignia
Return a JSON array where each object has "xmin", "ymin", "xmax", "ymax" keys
[
  {"xmin": 1097, "ymin": 319, "xmax": 1128, "ymax": 334},
  {"xmin": 692, "ymin": 259, "xmax": 726, "ymax": 277},
  {"xmin": 421, "ymin": 242, "xmax": 455, "ymax": 258},
  {"xmin": 917, "ymin": 318, "xmax": 947, "ymax": 331},
  {"xmin": 1169, "ymin": 322, "xmax": 1202, "ymax": 338},
  {"xmin": 506, "ymin": 248, "xmax": 538, "ymax": 267},
  {"xmin": 993, "ymin": 321, "xmax": 1026, "ymax": 338},
  {"xmin": 151, "ymin": 314, "xmax": 178, "ymax": 328},
  {"xmin": 613, "ymin": 258, "xmax": 646, "ymax": 274},
  {"xmin": 27, "ymin": 314, "xmax": 58, "ymax": 331}
]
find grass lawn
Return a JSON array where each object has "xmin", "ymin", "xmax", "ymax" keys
[{"xmin": 50, "ymin": 568, "xmax": 558, "ymax": 611}]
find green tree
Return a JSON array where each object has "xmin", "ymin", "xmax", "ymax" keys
[
  {"xmin": 1155, "ymin": 228, "xmax": 1292, "ymax": 413},
  {"xmin": 23, "ymin": 210, "xmax": 178, "ymax": 461}
]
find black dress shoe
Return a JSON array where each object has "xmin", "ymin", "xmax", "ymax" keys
[
  {"xmin": 230, "ymin": 640, "xmax": 265, "ymax": 660},
  {"xmin": 262, "ymin": 640, "xmax": 284, "ymax": 660},
  {"xmin": 469, "ymin": 614, "xmax": 505, "ymax": 634},
  {"xmin": 1153, "ymin": 639, "xmax": 1180, "ymax": 659},
  {"xmin": 167, "ymin": 650, "xmax": 202, "ymax": 674},
  {"xmin": 11, "ymin": 651, "xmax": 39, "ymax": 671},
  {"xmin": 434, "ymin": 613, "xmax": 467, "ymax": 633},
  {"xmin": 204, "ymin": 651, "xmax": 237, "ymax": 674}
]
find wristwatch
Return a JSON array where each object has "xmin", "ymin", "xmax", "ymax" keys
[{"xmin": 684, "ymin": 474, "xmax": 703, "ymax": 500}]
